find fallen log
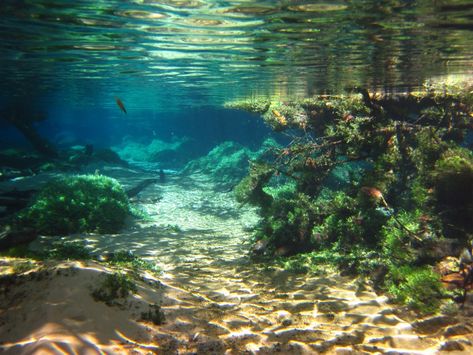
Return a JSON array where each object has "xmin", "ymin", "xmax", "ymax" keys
[
  {"xmin": 0, "ymin": 226, "xmax": 38, "ymax": 251},
  {"xmin": 126, "ymin": 178, "xmax": 158, "ymax": 198}
]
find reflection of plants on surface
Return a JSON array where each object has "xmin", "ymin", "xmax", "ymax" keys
[
  {"xmin": 20, "ymin": 174, "xmax": 130, "ymax": 235},
  {"xmin": 229, "ymin": 86, "xmax": 473, "ymax": 313}
]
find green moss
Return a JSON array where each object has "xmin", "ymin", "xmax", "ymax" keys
[
  {"xmin": 92, "ymin": 272, "xmax": 138, "ymax": 306},
  {"xmin": 20, "ymin": 174, "xmax": 130, "ymax": 235}
]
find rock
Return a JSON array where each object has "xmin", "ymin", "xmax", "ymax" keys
[
  {"xmin": 413, "ymin": 315, "xmax": 457, "ymax": 334},
  {"xmin": 369, "ymin": 334, "xmax": 436, "ymax": 350},
  {"xmin": 251, "ymin": 239, "xmax": 269, "ymax": 256},
  {"xmin": 283, "ymin": 301, "xmax": 315, "ymax": 313},
  {"xmin": 372, "ymin": 314, "xmax": 400, "ymax": 326},
  {"xmin": 328, "ymin": 330, "xmax": 365, "ymax": 346},
  {"xmin": 266, "ymin": 328, "xmax": 324, "ymax": 343},
  {"xmin": 418, "ymin": 238, "xmax": 462, "ymax": 263},
  {"xmin": 275, "ymin": 310, "xmax": 293, "ymax": 326},
  {"xmin": 444, "ymin": 324, "xmax": 472, "ymax": 337},
  {"xmin": 225, "ymin": 332, "xmax": 261, "ymax": 347},
  {"xmin": 317, "ymin": 300, "xmax": 350, "ymax": 313},
  {"xmin": 153, "ymin": 333, "xmax": 179, "ymax": 353},
  {"xmin": 196, "ymin": 338, "xmax": 226, "ymax": 354},
  {"xmin": 439, "ymin": 340, "xmax": 465, "ymax": 351},
  {"xmin": 206, "ymin": 321, "xmax": 231, "ymax": 335}
]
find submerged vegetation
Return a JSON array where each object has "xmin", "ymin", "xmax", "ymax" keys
[
  {"xmin": 18, "ymin": 174, "xmax": 130, "ymax": 235},
  {"xmin": 229, "ymin": 83, "xmax": 473, "ymax": 314}
]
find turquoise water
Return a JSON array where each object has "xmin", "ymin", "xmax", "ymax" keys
[{"xmin": 1, "ymin": 0, "xmax": 473, "ymax": 113}]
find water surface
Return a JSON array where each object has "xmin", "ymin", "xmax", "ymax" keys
[{"xmin": 1, "ymin": 0, "xmax": 473, "ymax": 111}]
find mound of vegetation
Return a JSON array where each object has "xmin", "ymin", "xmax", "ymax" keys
[
  {"xmin": 19, "ymin": 174, "xmax": 130, "ymax": 235},
  {"xmin": 228, "ymin": 81, "xmax": 473, "ymax": 314}
]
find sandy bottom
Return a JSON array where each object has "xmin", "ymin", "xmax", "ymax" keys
[{"xmin": 1, "ymin": 166, "xmax": 473, "ymax": 354}]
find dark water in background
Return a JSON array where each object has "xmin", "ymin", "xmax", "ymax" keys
[{"xmin": 1, "ymin": 0, "xmax": 473, "ymax": 156}]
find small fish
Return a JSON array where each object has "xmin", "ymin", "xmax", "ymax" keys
[
  {"xmin": 272, "ymin": 109, "xmax": 287, "ymax": 126},
  {"xmin": 115, "ymin": 96, "xmax": 127, "ymax": 114},
  {"xmin": 343, "ymin": 113, "xmax": 354, "ymax": 122},
  {"xmin": 361, "ymin": 186, "xmax": 389, "ymax": 207},
  {"xmin": 361, "ymin": 186, "xmax": 383, "ymax": 200}
]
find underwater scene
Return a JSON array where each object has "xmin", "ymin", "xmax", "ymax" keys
[{"xmin": 1, "ymin": 0, "xmax": 473, "ymax": 354}]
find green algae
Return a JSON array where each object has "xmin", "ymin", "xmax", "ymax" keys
[{"xmin": 229, "ymin": 87, "xmax": 473, "ymax": 313}]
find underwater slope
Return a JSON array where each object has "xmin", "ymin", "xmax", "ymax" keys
[{"xmin": 1, "ymin": 166, "xmax": 473, "ymax": 353}]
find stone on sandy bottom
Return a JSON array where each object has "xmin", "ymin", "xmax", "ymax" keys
[
  {"xmin": 206, "ymin": 321, "xmax": 231, "ymax": 335},
  {"xmin": 224, "ymin": 318, "xmax": 254, "ymax": 329},
  {"xmin": 282, "ymin": 301, "xmax": 315, "ymax": 313},
  {"xmin": 258, "ymin": 341, "xmax": 314, "ymax": 354},
  {"xmin": 368, "ymin": 334, "xmax": 436, "ymax": 350},
  {"xmin": 225, "ymin": 331, "xmax": 261, "ymax": 347},
  {"xmin": 265, "ymin": 328, "xmax": 324, "ymax": 343},
  {"xmin": 313, "ymin": 330, "xmax": 365, "ymax": 351},
  {"xmin": 412, "ymin": 315, "xmax": 457, "ymax": 334},
  {"xmin": 372, "ymin": 314, "xmax": 401, "ymax": 326},
  {"xmin": 439, "ymin": 340, "xmax": 465, "ymax": 351},
  {"xmin": 276, "ymin": 310, "xmax": 293, "ymax": 326},
  {"xmin": 317, "ymin": 300, "xmax": 350, "ymax": 313},
  {"xmin": 196, "ymin": 338, "xmax": 226, "ymax": 354},
  {"xmin": 443, "ymin": 323, "xmax": 473, "ymax": 337},
  {"xmin": 335, "ymin": 347, "xmax": 369, "ymax": 355},
  {"xmin": 344, "ymin": 313, "xmax": 366, "ymax": 324},
  {"xmin": 152, "ymin": 333, "xmax": 180, "ymax": 353}
]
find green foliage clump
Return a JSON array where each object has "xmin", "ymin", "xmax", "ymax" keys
[
  {"xmin": 141, "ymin": 304, "xmax": 166, "ymax": 325},
  {"xmin": 20, "ymin": 174, "xmax": 130, "ymax": 235},
  {"xmin": 234, "ymin": 161, "xmax": 274, "ymax": 209},
  {"xmin": 231, "ymin": 88, "xmax": 473, "ymax": 313},
  {"xmin": 107, "ymin": 250, "xmax": 162, "ymax": 274},
  {"xmin": 46, "ymin": 240, "xmax": 92, "ymax": 260},
  {"xmin": 385, "ymin": 265, "xmax": 445, "ymax": 314},
  {"xmin": 92, "ymin": 272, "xmax": 137, "ymax": 306},
  {"xmin": 381, "ymin": 210, "xmax": 422, "ymax": 264},
  {"xmin": 224, "ymin": 97, "xmax": 271, "ymax": 113}
]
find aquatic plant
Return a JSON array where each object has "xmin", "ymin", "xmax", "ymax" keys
[
  {"xmin": 385, "ymin": 265, "xmax": 445, "ymax": 314},
  {"xmin": 46, "ymin": 240, "xmax": 92, "ymax": 260},
  {"xmin": 92, "ymin": 272, "xmax": 137, "ymax": 306},
  {"xmin": 141, "ymin": 303, "xmax": 165, "ymax": 325},
  {"xmin": 107, "ymin": 250, "xmax": 162, "ymax": 275},
  {"xmin": 224, "ymin": 97, "xmax": 271, "ymax": 114},
  {"xmin": 231, "ymin": 88, "xmax": 473, "ymax": 312},
  {"xmin": 20, "ymin": 174, "xmax": 130, "ymax": 235},
  {"xmin": 234, "ymin": 160, "xmax": 274, "ymax": 209}
]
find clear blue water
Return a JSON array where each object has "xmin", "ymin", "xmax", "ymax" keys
[{"xmin": 1, "ymin": 0, "xmax": 473, "ymax": 151}]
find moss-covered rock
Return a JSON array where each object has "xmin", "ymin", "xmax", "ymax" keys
[
  {"xmin": 184, "ymin": 139, "xmax": 280, "ymax": 187},
  {"xmin": 20, "ymin": 174, "xmax": 130, "ymax": 235}
]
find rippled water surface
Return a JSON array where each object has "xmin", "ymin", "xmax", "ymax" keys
[{"xmin": 1, "ymin": 0, "xmax": 473, "ymax": 110}]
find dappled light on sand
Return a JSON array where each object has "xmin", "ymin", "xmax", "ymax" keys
[{"xmin": 2, "ymin": 167, "xmax": 473, "ymax": 353}]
